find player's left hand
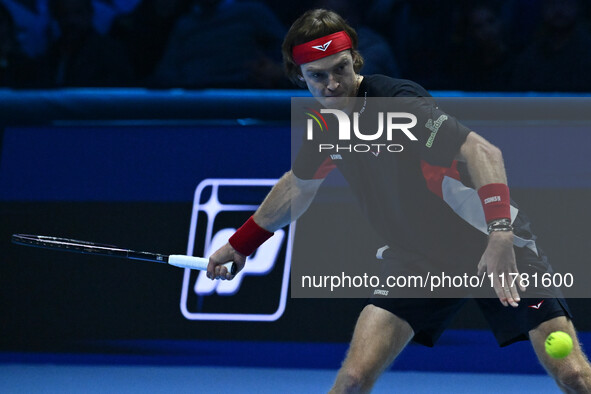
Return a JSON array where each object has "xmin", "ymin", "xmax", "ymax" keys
[{"xmin": 477, "ymin": 231, "xmax": 524, "ymax": 307}]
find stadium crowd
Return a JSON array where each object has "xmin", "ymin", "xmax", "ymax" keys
[{"xmin": 1, "ymin": 0, "xmax": 590, "ymax": 92}]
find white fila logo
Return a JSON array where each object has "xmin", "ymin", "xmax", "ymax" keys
[
  {"xmin": 484, "ymin": 196, "xmax": 501, "ymax": 204},
  {"xmin": 330, "ymin": 154, "xmax": 342, "ymax": 160},
  {"xmin": 312, "ymin": 40, "xmax": 332, "ymax": 51}
]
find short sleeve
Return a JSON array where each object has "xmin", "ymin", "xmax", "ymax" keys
[
  {"xmin": 411, "ymin": 98, "xmax": 471, "ymax": 167},
  {"xmin": 292, "ymin": 137, "xmax": 336, "ymax": 180}
]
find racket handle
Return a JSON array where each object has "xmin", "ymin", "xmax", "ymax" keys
[{"xmin": 168, "ymin": 255, "xmax": 236, "ymax": 274}]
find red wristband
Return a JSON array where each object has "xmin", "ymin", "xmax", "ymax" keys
[
  {"xmin": 477, "ymin": 183, "xmax": 511, "ymax": 223},
  {"xmin": 229, "ymin": 216, "xmax": 274, "ymax": 256}
]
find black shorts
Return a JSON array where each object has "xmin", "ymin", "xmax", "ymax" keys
[{"xmin": 368, "ymin": 245, "xmax": 572, "ymax": 347}]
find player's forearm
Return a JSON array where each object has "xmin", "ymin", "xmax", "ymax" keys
[
  {"xmin": 460, "ymin": 131, "xmax": 513, "ymax": 237},
  {"xmin": 253, "ymin": 170, "xmax": 322, "ymax": 231},
  {"xmin": 459, "ymin": 131, "xmax": 507, "ymax": 188}
]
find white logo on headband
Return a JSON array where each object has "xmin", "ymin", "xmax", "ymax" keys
[{"xmin": 311, "ymin": 40, "xmax": 332, "ymax": 52}]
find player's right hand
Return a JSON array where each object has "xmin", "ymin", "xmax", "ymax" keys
[
  {"xmin": 477, "ymin": 231, "xmax": 524, "ymax": 307},
  {"xmin": 207, "ymin": 242, "xmax": 246, "ymax": 281}
]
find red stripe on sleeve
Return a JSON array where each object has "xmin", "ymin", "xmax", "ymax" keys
[
  {"xmin": 420, "ymin": 160, "xmax": 461, "ymax": 198},
  {"xmin": 313, "ymin": 157, "xmax": 336, "ymax": 179}
]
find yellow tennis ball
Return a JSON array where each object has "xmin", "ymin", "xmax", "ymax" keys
[{"xmin": 545, "ymin": 331, "xmax": 573, "ymax": 359}]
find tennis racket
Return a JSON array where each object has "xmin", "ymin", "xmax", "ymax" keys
[{"xmin": 11, "ymin": 234, "xmax": 236, "ymax": 274}]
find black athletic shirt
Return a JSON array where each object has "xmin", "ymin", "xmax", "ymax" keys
[{"xmin": 293, "ymin": 75, "xmax": 537, "ymax": 264}]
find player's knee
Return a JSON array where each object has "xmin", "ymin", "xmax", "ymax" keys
[
  {"xmin": 555, "ymin": 365, "xmax": 591, "ymax": 392},
  {"xmin": 336, "ymin": 367, "xmax": 373, "ymax": 393}
]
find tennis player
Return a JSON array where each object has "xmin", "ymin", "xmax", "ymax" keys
[{"xmin": 207, "ymin": 9, "xmax": 591, "ymax": 393}]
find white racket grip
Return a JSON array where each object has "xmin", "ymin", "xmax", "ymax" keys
[{"xmin": 168, "ymin": 255, "xmax": 234, "ymax": 273}]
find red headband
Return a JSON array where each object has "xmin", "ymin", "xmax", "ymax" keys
[{"xmin": 292, "ymin": 31, "xmax": 353, "ymax": 65}]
